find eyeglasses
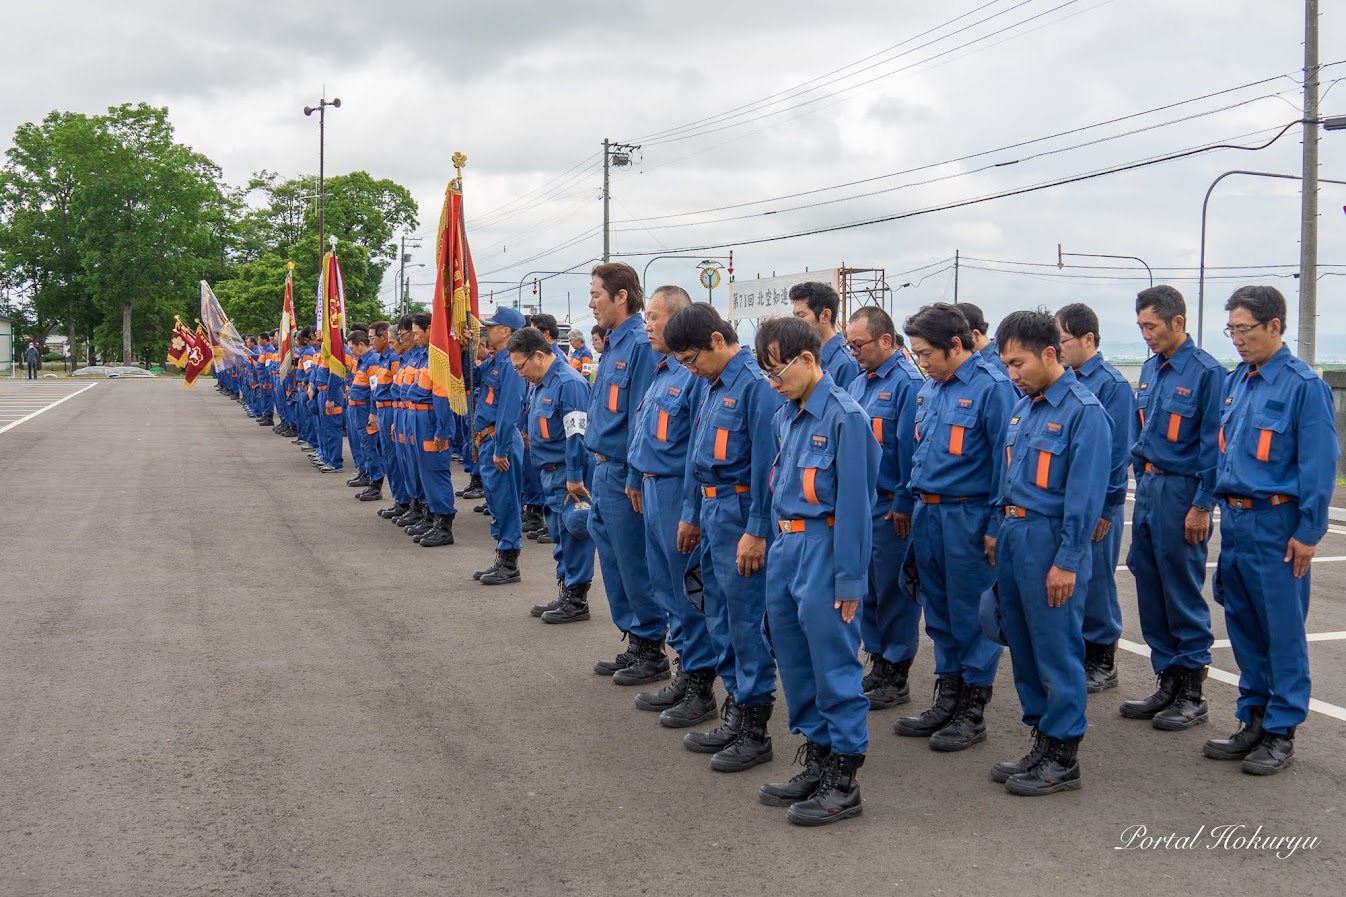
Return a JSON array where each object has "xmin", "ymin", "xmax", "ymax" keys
[
  {"xmin": 1223, "ymin": 321, "xmax": 1271, "ymax": 338},
  {"xmin": 765, "ymin": 354, "xmax": 801, "ymax": 384},
  {"xmin": 680, "ymin": 348, "xmax": 703, "ymax": 369},
  {"xmin": 1059, "ymin": 335, "xmax": 1078, "ymax": 345},
  {"xmin": 846, "ymin": 336, "xmax": 879, "ymax": 354}
]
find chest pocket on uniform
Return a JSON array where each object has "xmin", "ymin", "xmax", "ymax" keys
[
  {"xmin": 536, "ymin": 403, "xmax": 559, "ymax": 440},
  {"xmin": 1163, "ymin": 392, "xmax": 1197, "ymax": 442},
  {"xmin": 870, "ymin": 404, "xmax": 896, "ymax": 446},
  {"xmin": 942, "ymin": 409, "xmax": 979, "ymax": 456},
  {"xmin": 799, "ymin": 449, "xmax": 836, "ymax": 505},
  {"xmin": 1025, "ymin": 433, "xmax": 1066, "ymax": 489},
  {"xmin": 712, "ymin": 406, "xmax": 744, "ymax": 460},
  {"xmin": 605, "ymin": 366, "xmax": 631, "ymax": 414},
  {"xmin": 653, "ymin": 394, "xmax": 683, "ymax": 442},
  {"xmin": 913, "ymin": 406, "xmax": 928, "ymax": 443},
  {"xmin": 1249, "ymin": 412, "xmax": 1288, "ymax": 463}
]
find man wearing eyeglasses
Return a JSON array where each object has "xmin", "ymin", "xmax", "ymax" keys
[
  {"xmin": 790, "ymin": 281, "xmax": 860, "ymax": 387},
  {"xmin": 1202, "ymin": 285, "xmax": 1337, "ymax": 775},
  {"xmin": 666, "ymin": 303, "xmax": 786, "ymax": 773},
  {"xmin": 843, "ymin": 307, "xmax": 925, "ymax": 711},
  {"xmin": 895, "ymin": 303, "xmax": 1015, "ymax": 752},
  {"xmin": 1122, "ymin": 285, "xmax": 1225, "ymax": 730},
  {"xmin": 1055, "ymin": 304, "xmax": 1137, "ymax": 692}
]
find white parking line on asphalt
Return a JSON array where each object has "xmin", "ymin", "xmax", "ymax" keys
[
  {"xmin": 1117, "ymin": 637, "xmax": 1346, "ymax": 723},
  {"xmin": 0, "ymin": 383, "xmax": 98, "ymax": 435},
  {"xmin": 1212, "ymin": 631, "xmax": 1346, "ymax": 649},
  {"xmin": 1115, "ymin": 555, "xmax": 1346, "ymax": 573}
]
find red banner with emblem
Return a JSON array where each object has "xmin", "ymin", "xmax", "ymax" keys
[
  {"xmin": 182, "ymin": 323, "xmax": 214, "ymax": 388},
  {"xmin": 428, "ymin": 154, "xmax": 480, "ymax": 416},
  {"xmin": 278, "ymin": 264, "xmax": 297, "ymax": 379},
  {"xmin": 167, "ymin": 317, "xmax": 190, "ymax": 369},
  {"xmin": 318, "ymin": 250, "xmax": 348, "ymax": 378}
]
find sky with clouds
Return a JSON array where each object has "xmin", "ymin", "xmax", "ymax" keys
[{"xmin": 6, "ymin": 0, "xmax": 1346, "ymax": 359}]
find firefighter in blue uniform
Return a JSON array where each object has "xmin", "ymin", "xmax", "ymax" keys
[
  {"xmin": 361, "ymin": 322, "xmax": 394, "ymax": 505},
  {"xmin": 1121, "ymin": 285, "xmax": 1225, "ymax": 730},
  {"xmin": 988, "ymin": 310, "xmax": 1110, "ymax": 795},
  {"xmin": 790, "ymin": 281, "xmax": 860, "ymax": 387},
  {"xmin": 1055, "ymin": 303, "xmax": 1137, "ymax": 692},
  {"xmin": 895, "ymin": 303, "xmax": 1015, "ymax": 751},
  {"xmin": 753, "ymin": 317, "xmax": 879, "ymax": 827},
  {"xmin": 254, "ymin": 332, "xmax": 276, "ymax": 427},
  {"xmin": 627, "ymin": 286, "xmax": 720, "ymax": 723},
  {"xmin": 844, "ymin": 306, "xmax": 925, "ymax": 710},
  {"xmin": 404, "ymin": 314, "xmax": 458, "ymax": 548},
  {"xmin": 959, "ymin": 303, "xmax": 1010, "ymax": 380},
  {"xmin": 666, "ymin": 303, "xmax": 786, "ymax": 773},
  {"xmin": 509, "ymin": 327, "xmax": 597, "ymax": 622},
  {"xmin": 472, "ymin": 307, "xmax": 527, "ymax": 585},
  {"xmin": 585, "ymin": 263, "xmax": 668, "ymax": 684},
  {"xmin": 1203, "ymin": 285, "xmax": 1338, "ymax": 774}
]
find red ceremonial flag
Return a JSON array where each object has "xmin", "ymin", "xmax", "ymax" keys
[
  {"xmin": 278, "ymin": 263, "xmax": 297, "ymax": 379},
  {"xmin": 428, "ymin": 153, "xmax": 481, "ymax": 415},
  {"xmin": 319, "ymin": 249, "xmax": 348, "ymax": 378},
  {"xmin": 167, "ymin": 317, "xmax": 190, "ymax": 369},
  {"xmin": 182, "ymin": 323, "xmax": 214, "ymax": 388}
]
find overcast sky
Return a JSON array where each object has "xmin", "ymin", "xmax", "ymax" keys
[{"xmin": 6, "ymin": 0, "xmax": 1346, "ymax": 358}]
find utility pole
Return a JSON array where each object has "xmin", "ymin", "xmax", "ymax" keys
[
  {"xmin": 397, "ymin": 234, "xmax": 422, "ymax": 317},
  {"xmin": 953, "ymin": 249, "xmax": 960, "ymax": 303},
  {"xmin": 1299, "ymin": 0, "xmax": 1320, "ymax": 365},
  {"xmin": 303, "ymin": 95, "xmax": 341, "ymax": 272},
  {"xmin": 601, "ymin": 138, "xmax": 640, "ymax": 263}
]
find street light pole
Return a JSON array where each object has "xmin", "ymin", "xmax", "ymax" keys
[
  {"xmin": 1057, "ymin": 245, "xmax": 1153, "ymax": 286},
  {"xmin": 1299, "ymin": 0, "xmax": 1321, "ymax": 365},
  {"xmin": 303, "ymin": 94, "xmax": 342, "ymax": 270}
]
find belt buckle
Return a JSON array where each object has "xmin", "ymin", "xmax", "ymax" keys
[{"xmin": 1005, "ymin": 505, "xmax": 1026, "ymax": 518}]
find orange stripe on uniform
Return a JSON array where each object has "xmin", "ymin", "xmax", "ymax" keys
[
  {"xmin": 485, "ymin": 386, "xmax": 495, "ymax": 405},
  {"xmin": 802, "ymin": 468, "xmax": 820, "ymax": 504},
  {"xmin": 1218, "ymin": 426, "xmax": 1226, "ymax": 453},
  {"xmin": 1137, "ymin": 407, "xmax": 1146, "ymax": 428},
  {"xmin": 1256, "ymin": 428, "xmax": 1273, "ymax": 462},
  {"xmin": 539, "ymin": 416, "xmax": 550, "ymax": 440},
  {"xmin": 948, "ymin": 424, "xmax": 965, "ymax": 456},
  {"xmin": 1166, "ymin": 412, "xmax": 1181, "ymax": 442},
  {"xmin": 608, "ymin": 384, "xmax": 620, "ymax": 413},
  {"xmin": 657, "ymin": 410, "xmax": 669, "ymax": 442},
  {"xmin": 1035, "ymin": 449, "xmax": 1051, "ymax": 488},
  {"xmin": 872, "ymin": 417, "xmax": 884, "ymax": 445},
  {"xmin": 714, "ymin": 428, "xmax": 729, "ymax": 461}
]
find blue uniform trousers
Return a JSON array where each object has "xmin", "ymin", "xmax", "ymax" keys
[
  {"xmin": 1215, "ymin": 502, "xmax": 1312, "ymax": 734},
  {"xmin": 452, "ymin": 416, "xmax": 475, "ymax": 475},
  {"xmin": 541, "ymin": 466, "xmax": 596, "ymax": 588},
  {"xmin": 997, "ymin": 514, "xmax": 1090, "ymax": 740},
  {"xmin": 642, "ymin": 474, "xmax": 717, "ymax": 673},
  {"xmin": 1126, "ymin": 472, "xmax": 1213, "ymax": 672},
  {"xmin": 300, "ymin": 395, "xmax": 318, "ymax": 446},
  {"xmin": 256, "ymin": 385, "xmax": 273, "ymax": 417},
  {"xmin": 766, "ymin": 523, "xmax": 868, "ymax": 753},
  {"xmin": 1082, "ymin": 503, "xmax": 1125, "ymax": 644},
  {"xmin": 412, "ymin": 411, "xmax": 457, "ymax": 516},
  {"xmin": 479, "ymin": 433, "xmax": 523, "ymax": 550},
  {"xmin": 587, "ymin": 460, "xmax": 663, "ymax": 640},
  {"xmin": 862, "ymin": 515, "xmax": 921, "ymax": 664},
  {"xmin": 318, "ymin": 404, "xmax": 344, "ymax": 469},
  {"xmin": 344, "ymin": 403, "xmax": 364, "ymax": 472},
  {"xmin": 912, "ymin": 501, "xmax": 1003, "ymax": 686},
  {"xmin": 396, "ymin": 410, "xmax": 425, "ymax": 504},
  {"xmin": 360, "ymin": 412, "xmax": 385, "ymax": 482},
  {"xmin": 699, "ymin": 491, "xmax": 777, "ymax": 706},
  {"xmin": 522, "ymin": 447, "xmax": 544, "ymax": 506},
  {"xmin": 376, "ymin": 408, "xmax": 406, "ymax": 503}
]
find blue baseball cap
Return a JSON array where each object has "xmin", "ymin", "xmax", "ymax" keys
[
  {"xmin": 482, "ymin": 306, "xmax": 527, "ymax": 330},
  {"xmin": 562, "ymin": 496, "xmax": 592, "ymax": 538}
]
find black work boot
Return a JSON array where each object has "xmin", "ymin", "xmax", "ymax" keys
[
  {"xmin": 635, "ymin": 661, "xmax": 688, "ymax": 712},
  {"xmin": 257, "ymin": 415, "xmax": 274, "ymax": 426},
  {"xmin": 930, "ymin": 685, "xmax": 992, "ymax": 752},
  {"xmin": 458, "ymin": 474, "xmax": 484, "ymax": 499},
  {"xmin": 659, "ymin": 670, "xmax": 719, "ymax": 727},
  {"xmin": 406, "ymin": 513, "xmax": 437, "ymax": 538},
  {"xmin": 759, "ymin": 741, "xmax": 831, "ymax": 807},
  {"xmin": 1152, "ymin": 667, "xmax": 1209, "ymax": 730},
  {"xmin": 613, "ymin": 636, "xmax": 671, "ymax": 686},
  {"xmin": 594, "ymin": 635, "xmax": 636, "ymax": 676},
  {"xmin": 894, "ymin": 676, "xmax": 964, "ymax": 737},
  {"xmin": 357, "ymin": 479, "xmax": 384, "ymax": 501},
  {"xmin": 1203, "ymin": 707, "xmax": 1266, "ymax": 760},
  {"xmin": 473, "ymin": 550, "xmax": 504, "ymax": 581},
  {"xmin": 1006, "ymin": 735, "xmax": 1082, "ymax": 795},
  {"xmin": 541, "ymin": 583, "xmax": 591, "ymax": 624},
  {"xmin": 531, "ymin": 580, "xmax": 566, "ymax": 618},
  {"xmin": 419, "ymin": 514, "xmax": 456, "ymax": 547},
  {"xmin": 1242, "ymin": 727, "xmax": 1295, "ymax": 775},
  {"xmin": 684, "ymin": 695, "xmax": 740, "ymax": 751},
  {"xmin": 866, "ymin": 657, "xmax": 912, "ymax": 711},
  {"xmin": 346, "ymin": 472, "xmax": 371, "ymax": 488},
  {"xmin": 1084, "ymin": 641, "xmax": 1119, "ymax": 693},
  {"xmin": 861, "ymin": 654, "xmax": 890, "ymax": 693},
  {"xmin": 479, "ymin": 549, "xmax": 521, "ymax": 585},
  {"xmin": 1119, "ymin": 670, "xmax": 1180, "ymax": 720},
  {"xmin": 393, "ymin": 501, "xmax": 424, "ymax": 527},
  {"xmin": 711, "ymin": 703, "xmax": 774, "ymax": 772},
  {"xmin": 521, "ymin": 505, "xmax": 545, "ymax": 534},
  {"xmin": 379, "ymin": 502, "xmax": 408, "ymax": 520},
  {"xmin": 991, "ymin": 728, "xmax": 1049, "ymax": 783},
  {"xmin": 786, "ymin": 752, "xmax": 864, "ymax": 826}
]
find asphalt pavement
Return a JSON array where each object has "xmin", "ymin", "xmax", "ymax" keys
[{"xmin": 1, "ymin": 379, "xmax": 1342, "ymax": 897}]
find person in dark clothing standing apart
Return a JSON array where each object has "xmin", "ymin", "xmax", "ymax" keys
[{"xmin": 25, "ymin": 341, "xmax": 40, "ymax": 379}]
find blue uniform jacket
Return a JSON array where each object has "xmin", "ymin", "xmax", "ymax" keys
[
  {"xmin": 821, "ymin": 332, "xmax": 860, "ymax": 388},
  {"xmin": 847, "ymin": 351, "xmax": 924, "ymax": 517},
  {"xmin": 528, "ymin": 358, "xmax": 593, "ymax": 482},
  {"xmin": 771, "ymin": 374, "xmax": 880, "ymax": 600},
  {"xmin": 474, "ymin": 347, "xmax": 525, "ymax": 457},
  {"xmin": 1132, "ymin": 335, "xmax": 1225, "ymax": 509},
  {"xmin": 981, "ymin": 340, "xmax": 1010, "ymax": 377},
  {"xmin": 586, "ymin": 314, "xmax": 657, "ymax": 490},
  {"xmin": 908, "ymin": 353, "xmax": 1016, "ymax": 536},
  {"xmin": 1075, "ymin": 352, "xmax": 1137, "ymax": 512},
  {"xmin": 629, "ymin": 354, "xmax": 702, "ymax": 478},
  {"xmin": 998, "ymin": 368, "xmax": 1111, "ymax": 572},
  {"xmin": 1216, "ymin": 345, "xmax": 1339, "ymax": 546},
  {"xmin": 681, "ymin": 347, "xmax": 787, "ymax": 536}
]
